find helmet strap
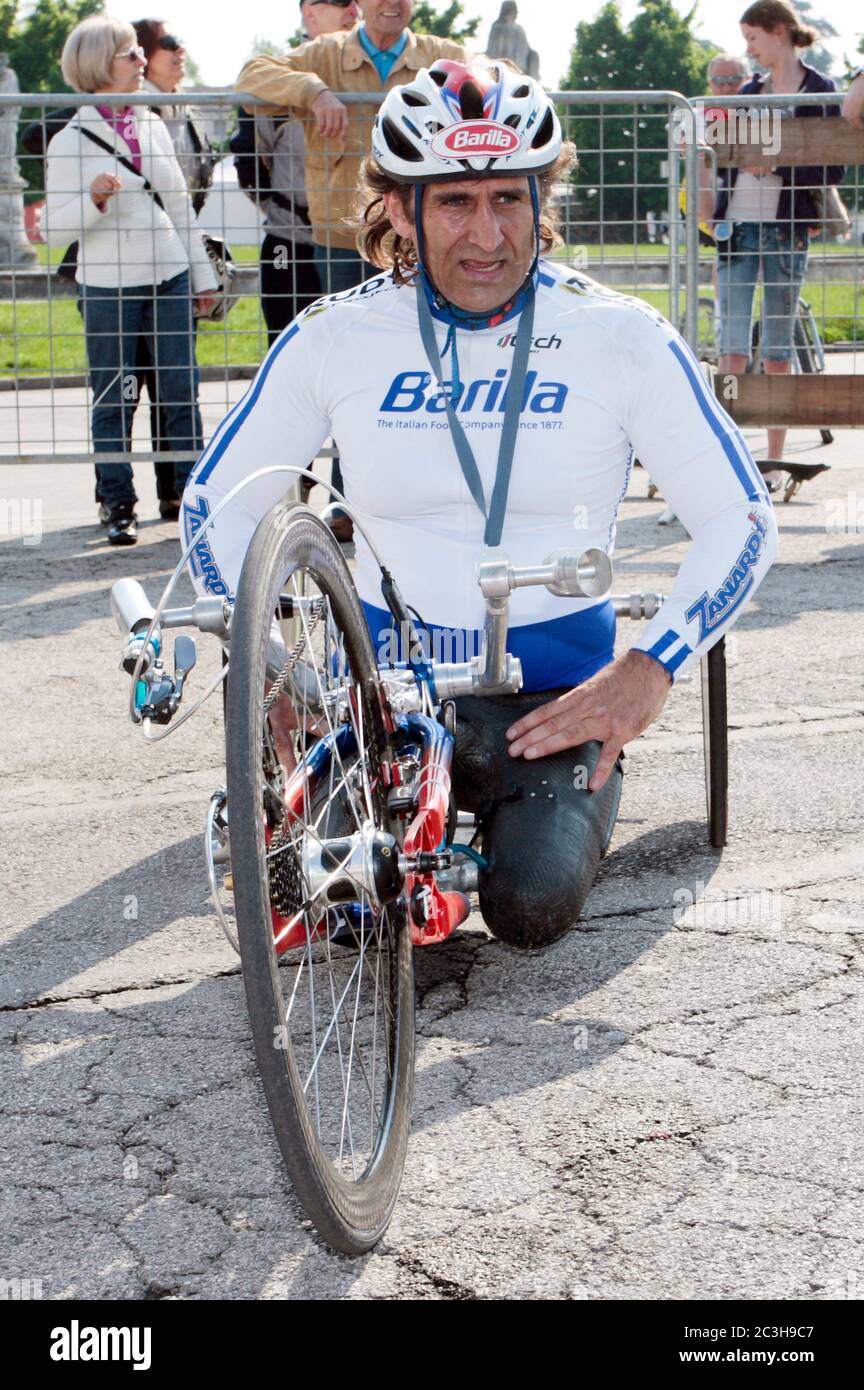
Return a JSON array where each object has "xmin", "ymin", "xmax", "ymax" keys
[{"xmin": 412, "ymin": 176, "xmax": 542, "ymax": 332}]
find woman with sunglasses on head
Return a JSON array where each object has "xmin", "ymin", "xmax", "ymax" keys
[
  {"xmin": 133, "ymin": 19, "xmax": 215, "ymax": 215},
  {"xmin": 43, "ymin": 14, "xmax": 218, "ymax": 544},
  {"xmin": 133, "ymin": 18, "xmax": 217, "ymax": 518}
]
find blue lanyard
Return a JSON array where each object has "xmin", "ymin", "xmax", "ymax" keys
[{"xmin": 415, "ymin": 280, "xmax": 536, "ymax": 548}]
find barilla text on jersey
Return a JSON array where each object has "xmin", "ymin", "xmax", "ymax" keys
[{"xmin": 380, "ymin": 368, "xmax": 568, "ymax": 415}]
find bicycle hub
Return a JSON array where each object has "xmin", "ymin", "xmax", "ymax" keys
[{"xmin": 303, "ymin": 824, "xmax": 403, "ymax": 911}]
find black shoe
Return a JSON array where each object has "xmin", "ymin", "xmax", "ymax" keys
[
  {"xmin": 106, "ymin": 505, "xmax": 138, "ymax": 546},
  {"xmin": 158, "ymin": 497, "xmax": 182, "ymax": 520}
]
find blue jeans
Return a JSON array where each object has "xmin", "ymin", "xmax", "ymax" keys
[
  {"xmin": 81, "ymin": 270, "xmax": 203, "ymax": 508},
  {"xmin": 312, "ymin": 245, "xmax": 374, "ymax": 296},
  {"xmin": 716, "ymin": 222, "xmax": 809, "ymax": 362}
]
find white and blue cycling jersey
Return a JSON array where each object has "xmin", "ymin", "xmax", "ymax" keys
[{"xmin": 183, "ymin": 259, "xmax": 777, "ymax": 688}]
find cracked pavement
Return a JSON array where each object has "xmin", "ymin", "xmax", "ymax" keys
[{"xmin": 1, "ymin": 423, "xmax": 862, "ymax": 1300}]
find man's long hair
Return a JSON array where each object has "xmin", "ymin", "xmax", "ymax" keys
[{"xmin": 353, "ymin": 143, "xmax": 578, "ymax": 284}]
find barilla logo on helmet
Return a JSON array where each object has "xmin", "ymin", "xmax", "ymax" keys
[{"xmin": 431, "ymin": 120, "xmax": 521, "ymax": 160}]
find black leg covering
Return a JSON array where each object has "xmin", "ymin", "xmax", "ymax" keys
[{"xmin": 451, "ymin": 691, "xmax": 623, "ymax": 949}]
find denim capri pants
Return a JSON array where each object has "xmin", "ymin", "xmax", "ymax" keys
[{"xmin": 716, "ymin": 221, "xmax": 809, "ymax": 362}]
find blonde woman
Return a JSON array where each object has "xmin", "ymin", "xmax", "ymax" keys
[{"xmin": 44, "ymin": 14, "xmax": 217, "ymax": 544}]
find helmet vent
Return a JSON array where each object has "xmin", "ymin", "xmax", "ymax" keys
[
  {"xmin": 429, "ymin": 69, "xmax": 447, "ymax": 87},
  {"xmin": 531, "ymin": 107, "xmax": 556, "ymax": 149},
  {"xmin": 402, "ymin": 91, "xmax": 429, "ymax": 107},
  {"xmin": 381, "ymin": 115, "xmax": 424, "ymax": 162},
  {"xmin": 503, "ymin": 114, "xmax": 521, "ymax": 130},
  {"xmin": 512, "ymin": 84, "xmax": 531, "ymax": 99},
  {"xmin": 458, "ymin": 80, "xmax": 486, "ymax": 119}
]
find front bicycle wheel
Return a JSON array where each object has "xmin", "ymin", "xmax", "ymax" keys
[{"xmin": 226, "ymin": 503, "xmax": 415, "ymax": 1254}]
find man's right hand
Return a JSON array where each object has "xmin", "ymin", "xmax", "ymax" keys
[
  {"xmin": 90, "ymin": 172, "xmax": 122, "ymax": 209},
  {"xmin": 311, "ymin": 90, "xmax": 349, "ymax": 139}
]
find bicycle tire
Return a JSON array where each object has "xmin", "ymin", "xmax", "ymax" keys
[
  {"xmin": 749, "ymin": 317, "xmax": 761, "ymax": 374},
  {"xmin": 226, "ymin": 503, "xmax": 415, "ymax": 1254},
  {"xmin": 794, "ymin": 313, "xmax": 815, "ymax": 375},
  {"xmin": 677, "ymin": 296, "xmax": 717, "ymax": 362},
  {"xmin": 701, "ymin": 637, "xmax": 729, "ymax": 849}
]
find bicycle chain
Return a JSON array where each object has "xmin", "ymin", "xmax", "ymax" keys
[{"xmin": 263, "ymin": 596, "xmax": 327, "ymax": 715}]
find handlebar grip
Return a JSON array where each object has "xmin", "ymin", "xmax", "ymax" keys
[{"xmin": 111, "ymin": 578, "xmax": 155, "ymax": 638}]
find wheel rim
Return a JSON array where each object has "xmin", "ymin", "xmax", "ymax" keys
[{"xmin": 257, "ymin": 562, "xmax": 403, "ymax": 1185}]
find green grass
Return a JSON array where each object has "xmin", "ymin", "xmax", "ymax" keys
[
  {"xmin": 29, "ymin": 242, "xmax": 263, "ymax": 267},
  {"xmin": 555, "ymin": 240, "xmax": 861, "ymax": 259},
  {"xmin": 0, "ymin": 293, "xmax": 272, "ymax": 374},
  {"xmin": 643, "ymin": 282, "xmax": 863, "ymax": 344},
  {"xmin": 1, "ymin": 274, "xmax": 860, "ymax": 376},
  {"xmin": 26, "ymin": 239, "xmax": 859, "ymax": 268}
]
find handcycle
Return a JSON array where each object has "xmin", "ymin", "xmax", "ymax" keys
[{"xmin": 110, "ymin": 468, "xmax": 728, "ymax": 1253}]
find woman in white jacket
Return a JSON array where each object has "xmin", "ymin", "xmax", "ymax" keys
[{"xmin": 44, "ymin": 14, "xmax": 218, "ymax": 544}]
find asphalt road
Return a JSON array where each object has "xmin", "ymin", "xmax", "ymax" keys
[{"xmin": 1, "ymin": 420, "xmax": 862, "ymax": 1301}]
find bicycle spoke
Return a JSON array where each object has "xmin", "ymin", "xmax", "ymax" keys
[
  {"xmin": 291, "ymin": 574, "xmax": 364, "ymax": 835},
  {"xmin": 250, "ymin": 546, "xmax": 405, "ymax": 1188},
  {"xmin": 229, "ymin": 507, "xmax": 413, "ymax": 1249}
]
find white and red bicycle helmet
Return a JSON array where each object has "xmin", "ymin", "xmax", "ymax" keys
[{"xmin": 371, "ymin": 59, "xmax": 562, "ymax": 184}]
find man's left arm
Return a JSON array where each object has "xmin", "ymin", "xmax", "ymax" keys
[{"xmin": 507, "ymin": 310, "xmax": 778, "ymax": 784}]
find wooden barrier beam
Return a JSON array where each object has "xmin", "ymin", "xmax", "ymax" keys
[
  {"xmin": 711, "ymin": 116, "xmax": 864, "ymax": 169},
  {"xmin": 716, "ymin": 373, "xmax": 864, "ymax": 427}
]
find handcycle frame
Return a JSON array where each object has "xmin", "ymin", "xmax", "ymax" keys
[
  {"xmin": 111, "ymin": 464, "xmax": 730, "ymax": 955},
  {"xmin": 110, "ymin": 467, "xmax": 730, "ymax": 1253}
]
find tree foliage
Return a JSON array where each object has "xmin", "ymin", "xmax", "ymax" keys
[
  {"xmin": 410, "ymin": 2, "xmax": 480, "ymax": 43},
  {"xmin": 2, "ymin": 1, "xmax": 105, "ymax": 195},
  {"xmin": 793, "ymin": 2, "xmax": 836, "ymax": 76},
  {"xmin": 559, "ymin": 0, "xmax": 715, "ymax": 238},
  {"xmin": 1, "ymin": 0, "xmax": 104, "ymax": 94}
]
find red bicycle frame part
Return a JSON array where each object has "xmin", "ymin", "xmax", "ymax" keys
[
  {"xmin": 398, "ymin": 712, "xmax": 470, "ymax": 947},
  {"xmin": 267, "ymin": 712, "xmax": 470, "ymax": 953}
]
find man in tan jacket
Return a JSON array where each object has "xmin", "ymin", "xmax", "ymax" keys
[{"xmin": 236, "ymin": 0, "xmax": 467, "ymax": 293}]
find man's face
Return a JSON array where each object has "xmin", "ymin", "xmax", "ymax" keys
[
  {"xmin": 302, "ymin": 0, "xmax": 360, "ymax": 39},
  {"xmin": 385, "ymin": 177, "xmax": 536, "ymax": 313},
  {"xmin": 708, "ymin": 61, "xmax": 746, "ymax": 96},
  {"xmin": 359, "ymin": 0, "xmax": 413, "ymax": 41}
]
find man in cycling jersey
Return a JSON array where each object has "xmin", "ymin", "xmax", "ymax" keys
[{"xmin": 183, "ymin": 61, "xmax": 777, "ymax": 948}]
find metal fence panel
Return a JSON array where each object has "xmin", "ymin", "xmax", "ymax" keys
[{"xmin": 0, "ymin": 88, "xmax": 860, "ymax": 469}]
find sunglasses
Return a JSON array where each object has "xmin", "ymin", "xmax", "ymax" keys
[
  {"xmin": 156, "ymin": 34, "xmax": 185, "ymax": 51},
  {"xmin": 711, "ymin": 75, "xmax": 745, "ymax": 86},
  {"xmin": 307, "ymin": 1, "xmax": 356, "ymax": 8},
  {"xmin": 115, "ymin": 45, "xmax": 146, "ymax": 62}
]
